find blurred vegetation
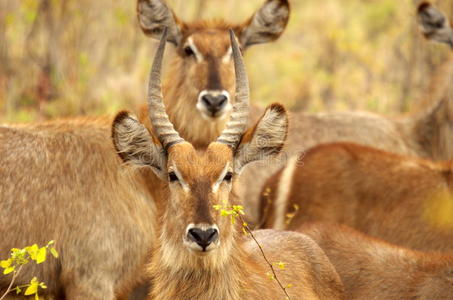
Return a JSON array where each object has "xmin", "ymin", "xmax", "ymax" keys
[{"xmin": 1, "ymin": 0, "xmax": 453, "ymax": 123}]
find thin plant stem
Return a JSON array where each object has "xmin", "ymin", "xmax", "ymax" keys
[
  {"xmin": 0, "ymin": 265, "xmax": 23, "ymax": 300},
  {"xmin": 240, "ymin": 215, "xmax": 292, "ymax": 300}
]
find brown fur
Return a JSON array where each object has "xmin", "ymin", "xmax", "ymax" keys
[
  {"xmin": 260, "ymin": 142, "xmax": 453, "ymax": 252},
  {"xmin": 159, "ymin": 27, "xmax": 235, "ymax": 147},
  {"xmin": 0, "ymin": 117, "xmax": 159, "ymax": 299},
  {"xmin": 149, "ymin": 229, "xmax": 345, "ymax": 300},
  {"xmin": 111, "ymin": 105, "xmax": 344, "ymax": 300},
  {"xmin": 300, "ymin": 223, "xmax": 453, "ymax": 300},
  {"xmin": 240, "ymin": 2, "xmax": 453, "ymax": 225},
  {"xmin": 0, "ymin": 1, "xmax": 290, "ymax": 298},
  {"xmin": 137, "ymin": 0, "xmax": 290, "ymax": 148}
]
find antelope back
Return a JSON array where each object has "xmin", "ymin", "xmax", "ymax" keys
[
  {"xmin": 259, "ymin": 142, "xmax": 453, "ymax": 252},
  {"xmin": 300, "ymin": 223, "xmax": 453, "ymax": 300}
]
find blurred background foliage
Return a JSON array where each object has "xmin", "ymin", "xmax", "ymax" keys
[{"xmin": 1, "ymin": 0, "xmax": 452, "ymax": 123}]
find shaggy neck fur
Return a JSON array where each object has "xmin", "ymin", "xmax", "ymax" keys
[
  {"xmin": 148, "ymin": 193, "xmax": 269, "ymax": 300},
  {"xmin": 149, "ymin": 244, "xmax": 247, "ymax": 300}
]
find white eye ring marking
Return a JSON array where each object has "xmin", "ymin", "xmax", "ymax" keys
[
  {"xmin": 212, "ymin": 163, "xmax": 231, "ymax": 193},
  {"xmin": 222, "ymin": 46, "xmax": 232, "ymax": 64},
  {"xmin": 170, "ymin": 165, "xmax": 190, "ymax": 192},
  {"xmin": 186, "ymin": 37, "xmax": 204, "ymax": 63}
]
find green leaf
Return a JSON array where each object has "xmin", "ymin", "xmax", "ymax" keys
[
  {"xmin": 233, "ymin": 205, "xmax": 244, "ymax": 212},
  {"xmin": 14, "ymin": 286, "xmax": 22, "ymax": 294},
  {"xmin": 276, "ymin": 261, "xmax": 286, "ymax": 269},
  {"xmin": 50, "ymin": 247, "xmax": 59, "ymax": 258},
  {"xmin": 26, "ymin": 244, "xmax": 39, "ymax": 260},
  {"xmin": 4, "ymin": 266, "xmax": 15, "ymax": 274},
  {"xmin": 24, "ymin": 278, "xmax": 39, "ymax": 295},
  {"xmin": 266, "ymin": 272, "xmax": 275, "ymax": 280},
  {"xmin": 36, "ymin": 247, "xmax": 47, "ymax": 264},
  {"xmin": 0, "ymin": 258, "xmax": 12, "ymax": 268}
]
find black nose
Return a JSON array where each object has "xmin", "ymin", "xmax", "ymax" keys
[
  {"xmin": 201, "ymin": 94, "xmax": 228, "ymax": 115},
  {"xmin": 187, "ymin": 227, "xmax": 219, "ymax": 250}
]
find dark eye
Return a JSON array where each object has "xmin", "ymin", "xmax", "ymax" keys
[
  {"xmin": 168, "ymin": 172, "xmax": 179, "ymax": 182},
  {"xmin": 183, "ymin": 46, "xmax": 195, "ymax": 57},
  {"xmin": 223, "ymin": 172, "xmax": 233, "ymax": 182}
]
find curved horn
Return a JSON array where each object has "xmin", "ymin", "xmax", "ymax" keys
[
  {"xmin": 147, "ymin": 27, "xmax": 185, "ymax": 150},
  {"xmin": 217, "ymin": 29, "xmax": 250, "ymax": 149}
]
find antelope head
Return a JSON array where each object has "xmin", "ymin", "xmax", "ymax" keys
[
  {"xmin": 137, "ymin": 0, "xmax": 290, "ymax": 120},
  {"xmin": 112, "ymin": 29, "xmax": 288, "ymax": 269},
  {"xmin": 418, "ymin": 2, "xmax": 453, "ymax": 48}
]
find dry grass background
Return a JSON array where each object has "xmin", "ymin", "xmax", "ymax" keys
[{"xmin": 1, "ymin": 0, "xmax": 453, "ymax": 123}]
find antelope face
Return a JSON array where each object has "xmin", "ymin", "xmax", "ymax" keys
[
  {"xmin": 137, "ymin": 0, "xmax": 290, "ymax": 119},
  {"xmin": 178, "ymin": 30, "xmax": 235, "ymax": 120},
  {"xmin": 164, "ymin": 142, "xmax": 235, "ymax": 253}
]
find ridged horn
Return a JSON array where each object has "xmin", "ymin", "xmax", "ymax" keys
[
  {"xmin": 147, "ymin": 26, "xmax": 185, "ymax": 150},
  {"xmin": 216, "ymin": 29, "xmax": 250, "ymax": 149}
]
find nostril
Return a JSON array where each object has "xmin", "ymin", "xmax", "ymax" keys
[
  {"xmin": 188, "ymin": 228, "xmax": 202, "ymax": 243},
  {"xmin": 201, "ymin": 95, "xmax": 213, "ymax": 107},
  {"xmin": 200, "ymin": 94, "xmax": 228, "ymax": 113},
  {"xmin": 206, "ymin": 228, "xmax": 219, "ymax": 243},
  {"xmin": 216, "ymin": 95, "xmax": 228, "ymax": 108},
  {"xmin": 187, "ymin": 227, "xmax": 219, "ymax": 249}
]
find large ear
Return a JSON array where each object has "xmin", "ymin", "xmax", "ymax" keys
[
  {"xmin": 112, "ymin": 111, "xmax": 167, "ymax": 178},
  {"xmin": 417, "ymin": 2, "xmax": 453, "ymax": 47},
  {"xmin": 137, "ymin": 0, "xmax": 184, "ymax": 45},
  {"xmin": 234, "ymin": 103, "xmax": 288, "ymax": 173},
  {"xmin": 238, "ymin": 0, "xmax": 290, "ymax": 49}
]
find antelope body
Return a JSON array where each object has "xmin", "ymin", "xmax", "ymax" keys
[
  {"xmin": 0, "ymin": 117, "xmax": 155, "ymax": 299},
  {"xmin": 260, "ymin": 142, "xmax": 453, "ymax": 252},
  {"xmin": 300, "ymin": 223, "xmax": 453, "ymax": 300},
  {"xmin": 0, "ymin": 0, "xmax": 290, "ymax": 298},
  {"xmin": 240, "ymin": 2, "xmax": 453, "ymax": 224},
  {"xmin": 112, "ymin": 29, "xmax": 344, "ymax": 300}
]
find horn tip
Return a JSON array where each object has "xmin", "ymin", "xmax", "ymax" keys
[
  {"xmin": 268, "ymin": 103, "xmax": 286, "ymax": 115},
  {"xmin": 162, "ymin": 26, "xmax": 168, "ymax": 38},
  {"xmin": 417, "ymin": 2, "xmax": 432, "ymax": 14},
  {"xmin": 229, "ymin": 29, "xmax": 236, "ymax": 43}
]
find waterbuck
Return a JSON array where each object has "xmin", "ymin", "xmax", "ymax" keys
[
  {"xmin": 0, "ymin": 0, "xmax": 290, "ymax": 298},
  {"xmin": 137, "ymin": 0, "xmax": 290, "ymax": 147},
  {"xmin": 112, "ymin": 29, "xmax": 345, "ymax": 300},
  {"xmin": 257, "ymin": 3, "xmax": 453, "ymax": 239},
  {"xmin": 300, "ymin": 223, "xmax": 453, "ymax": 300},
  {"xmin": 240, "ymin": 2, "xmax": 453, "ymax": 225},
  {"xmin": 259, "ymin": 142, "xmax": 453, "ymax": 252}
]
